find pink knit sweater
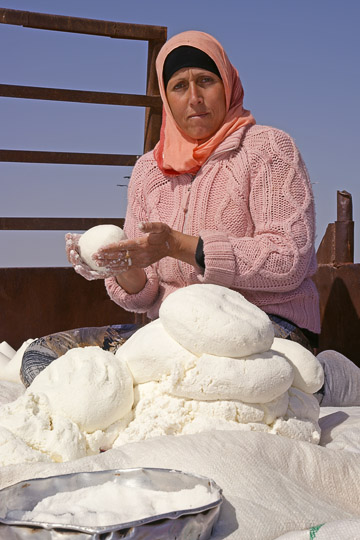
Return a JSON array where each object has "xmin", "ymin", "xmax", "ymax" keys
[{"xmin": 106, "ymin": 124, "xmax": 321, "ymax": 333}]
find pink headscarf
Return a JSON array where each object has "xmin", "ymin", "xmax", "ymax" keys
[{"xmin": 154, "ymin": 31, "xmax": 256, "ymax": 176}]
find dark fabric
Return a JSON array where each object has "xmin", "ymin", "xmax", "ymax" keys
[
  {"xmin": 268, "ymin": 314, "xmax": 317, "ymax": 353},
  {"xmin": 20, "ymin": 324, "xmax": 139, "ymax": 387},
  {"xmin": 163, "ymin": 45, "xmax": 221, "ymax": 88},
  {"xmin": 195, "ymin": 236, "xmax": 205, "ymax": 269},
  {"xmin": 298, "ymin": 326, "xmax": 319, "ymax": 349}
]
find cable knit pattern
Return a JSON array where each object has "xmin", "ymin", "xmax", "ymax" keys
[{"xmin": 106, "ymin": 124, "xmax": 320, "ymax": 332}]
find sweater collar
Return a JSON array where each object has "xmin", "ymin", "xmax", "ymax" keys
[{"xmin": 204, "ymin": 124, "xmax": 249, "ymax": 162}]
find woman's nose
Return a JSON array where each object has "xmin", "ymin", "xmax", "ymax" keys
[{"xmin": 188, "ymin": 83, "xmax": 203, "ymax": 105}]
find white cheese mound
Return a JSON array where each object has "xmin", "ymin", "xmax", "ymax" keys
[
  {"xmin": 0, "ymin": 341, "xmax": 16, "ymax": 359},
  {"xmin": 270, "ymin": 338, "xmax": 324, "ymax": 394},
  {"xmin": 271, "ymin": 417, "xmax": 321, "ymax": 445},
  {"xmin": 286, "ymin": 387, "xmax": 320, "ymax": 423},
  {"xmin": 0, "ymin": 284, "xmax": 324, "ymax": 466},
  {"xmin": 0, "ymin": 339, "xmax": 35, "ymax": 384},
  {"xmin": 164, "ymin": 351, "xmax": 294, "ymax": 403},
  {"xmin": 78, "ymin": 224, "xmax": 127, "ymax": 272},
  {"xmin": 0, "ymin": 426, "xmax": 51, "ymax": 466},
  {"xmin": 11, "ymin": 481, "xmax": 218, "ymax": 527},
  {"xmin": 112, "ymin": 380, "xmax": 319, "ymax": 447},
  {"xmin": 159, "ymin": 283, "xmax": 274, "ymax": 358},
  {"xmin": 0, "ymin": 393, "xmax": 87, "ymax": 462},
  {"xmin": 116, "ymin": 318, "xmax": 197, "ymax": 384},
  {"xmin": 29, "ymin": 347, "xmax": 134, "ymax": 432}
]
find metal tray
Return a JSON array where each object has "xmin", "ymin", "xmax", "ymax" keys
[{"xmin": 0, "ymin": 468, "xmax": 223, "ymax": 539}]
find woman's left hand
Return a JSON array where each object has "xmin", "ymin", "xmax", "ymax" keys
[{"xmin": 94, "ymin": 222, "xmax": 174, "ymax": 271}]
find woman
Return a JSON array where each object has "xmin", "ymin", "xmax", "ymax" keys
[
  {"xmin": 23, "ymin": 30, "xmax": 322, "ymax": 387},
  {"xmin": 69, "ymin": 30, "xmax": 320, "ymax": 341}
]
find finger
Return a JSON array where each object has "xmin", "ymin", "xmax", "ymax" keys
[
  {"xmin": 65, "ymin": 236, "xmax": 75, "ymax": 253},
  {"xmin": 65, "ymin": 234, "xmax": 81, "ymax": 259},
  {"xmin": 68, "ymin": 248, "xmax": 81, "ymax": 266},
  {"xmin": 96, "ymin": 242, "xmax": 130, "ymax": 259},
  {"xmin": 65, "ymin": 232, "xmax": 75, "ymax": 242},
  {"xmin": 94, "ymin": 250, "xmax": 128, "ymax": 265},
  {"xmin": 104, "ymin": 259, "xmax": 129, "ymax": 269},
  {"xmin": 96, "ymin": 238, "xmax": 144, "ymax": 261},
  {"xmin": 74, "ymin": 264, "xmax": 99, "ymax": 281},
  {"xmin": 65, "ymin": 232, "xmax": 80, "ymax": 245},
  {"xmin": 138, "ymin": 222, "xmax": 167, "ymax": 234}
]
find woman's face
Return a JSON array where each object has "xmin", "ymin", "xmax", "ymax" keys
[{"xmin": 165, "ymin": 67, "xmax": 226, "ymax": 142}]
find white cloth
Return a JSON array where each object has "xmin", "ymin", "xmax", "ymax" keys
[
  {"xmin": 276, "ymin": 519, "xmax": 360, "ymax": 539},
  {"xmin": 1, "ymin": 418, "xmax": 360, "ymax": 539},
  {"xmin": 1, "ymin": 382, "xmax": 360, "ymax": 540},
  {"xmin": 317, "ymin": 350, "xmax": 360, "ymax": 406}
]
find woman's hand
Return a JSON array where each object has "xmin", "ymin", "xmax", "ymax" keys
[
  {"xmin": 65, "ymin": 232, "xmax": 123, "ymax": 281},
  {"xmin": 94, "ymin": 222, "xmax": 198, "ymax": 270},
  {"xmin": 66, "ymin": 222, "xmax": 198, "ymax": 292},
  {"xmin": 65, "ymin": 232, "xmax": 147, "ymax": 293},
  {"xmin": 94, "ymin": 222, "xmax": 171, "ymax": 270}
]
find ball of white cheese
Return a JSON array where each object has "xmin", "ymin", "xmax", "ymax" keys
[
  {"xmin": 165, "ymin": 350, "xmax": 294, "ymax": 403},
  {"xmin": 29, "ymin": 347, "xmax": 134, "ymax": 432},
  {"xmin": 159, "ymin": 283, "xmax": 274, "ymax": 358},
  {"xmin": 270, "ymin": 338, "xmax": 324, "ymax": 394},
  {"xmin": 116, "ymin": 319, "xmax": 197, "ymax": 384},
  {"xmin": 78, "ymin": 224, "xmax": 127, "ymax": 272}
]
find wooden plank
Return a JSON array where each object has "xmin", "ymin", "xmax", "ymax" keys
[
  {"xmin": 0, "ymin": 84, "xmax": 161, "ymax": 109},
  {"xmin": 0, "ymin": 217, "xmax": 125, "ymax": 231},
  {"xmin": 0, "ymin": 150, "xmax": 138, "ymax": 166},
  {"xmin": 0, "ymin": 8, "xmax": 167, "ymax": 41}
]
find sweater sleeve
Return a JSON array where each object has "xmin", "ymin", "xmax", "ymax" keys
[
  {"xmin": 198, "ymin": 128, "xmax": 317, "ymax": 293},
  {"xmin": 105, "ymin": 156, "xmax": 160, "ymax": 313}
]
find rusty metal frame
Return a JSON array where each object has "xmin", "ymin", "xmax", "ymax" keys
[
  {"xmin": 0, "ymin": 9, "xmax": 167, "ymax": 343},
  {"xmin": 0, "ymin": 7, "xmax": 166, "ymax": 231},
  {"xmin": 313, "ymin": 191, "xmax": 360, "ymax": 366},
  {"xmin": 4, "ymin": 11, "xmax": 357, "ymax": 363}
]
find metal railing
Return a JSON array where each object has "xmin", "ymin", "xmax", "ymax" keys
[
  {"xmin": 313, "ymin": 191, "xmax": 360, "ymax": 365},
  {"xmin": 0, "ymin": 7, "xmax": 166, "ymax": 231},
  {"xmin": 0, "ymin": 9, "xmax": 167, "ymax": 343}
]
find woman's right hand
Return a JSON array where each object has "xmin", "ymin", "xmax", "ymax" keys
[
  {"xmin": 65, "ymin": 233, "xmax": 147, "ymax": 293},
  {"xmin": 65, "ymin": 233, "xmax": 111, "ymax": 281}
]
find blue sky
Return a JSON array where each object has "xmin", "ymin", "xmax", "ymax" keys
[{"xmin": 1, "ymin": 0, "xmax": 359, "ymax": 266}]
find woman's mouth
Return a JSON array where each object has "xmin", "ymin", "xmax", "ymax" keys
[{"xmin": 188, "ymin": 112, "xmax": 208, "ymax": 120}]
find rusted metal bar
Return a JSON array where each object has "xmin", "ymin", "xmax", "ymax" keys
[
  {"xmin": 0, "ymin": 8, "xmax": 167, "ymax": 41},
  {"xmin": 335, "ymin": 190, "xmax": 354, "ymax": 264},
  {"xmin": 314, "ymin": 189, "xmax": 359, "ymax": 365},
  {"xmin": 0, "ymin": 84, "xmax": 162, "ymax": 109},
  {"xmin": 337, "ymin": 190, "xmax": 353, "ymax": 222},
  {"xmin": 316, "ymin": 190, "xmax": 354, "ymax": 265},
  {"xmin": 0, "ymin": 217, "xmax": 125, "ymax": 231},
  {"xmin": 0, "ymin": 150, "xmax": 138, "ymax": 166},
  {"xmin": 144, "ymin": 38, "xmax": 166, "ymax": 152},
  {"xmin": 316, "ymin": 222, "xmax": 336, "ymax": 265}
]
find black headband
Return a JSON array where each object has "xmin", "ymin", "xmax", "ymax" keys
[{"xmin": 163, "ymin": 45, "xmax": 221, "ymax": 89}]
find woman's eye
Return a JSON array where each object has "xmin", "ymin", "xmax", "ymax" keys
[
  {"xmin": 200, "ymin": 76, "xmax": 214, "ymax": 84},
  {"xmin": 172, "ymin": 81, "xmax": 186, "ymax": 90}
]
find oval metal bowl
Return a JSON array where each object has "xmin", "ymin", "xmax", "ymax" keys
[{"xmin": 0, "ymin": 467, "xmax": 223, "ymax": 539}]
